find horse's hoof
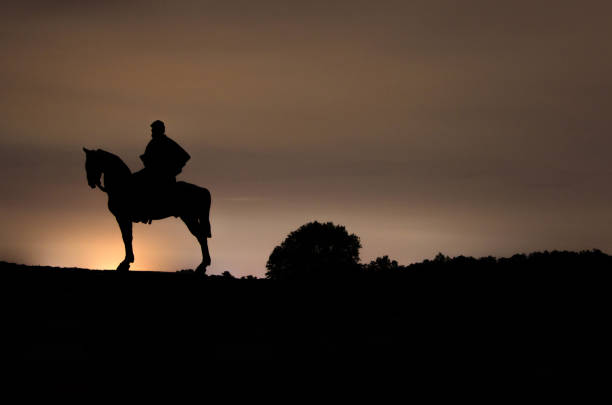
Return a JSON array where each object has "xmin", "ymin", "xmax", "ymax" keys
[
  {"xmin": 195, "ymin": 263, "xmax": 208, "ymax": 275},
  {"xmin": 117, "ymin": 261, "xmax": 130, "ymax": 272}
]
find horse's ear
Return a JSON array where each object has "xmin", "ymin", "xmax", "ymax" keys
[{"xmin": 83, "ymin": 147, "xmax": 90, "ymax": 154}]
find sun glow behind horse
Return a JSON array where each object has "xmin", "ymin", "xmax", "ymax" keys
[{"xmin": 83, "ymin": 148, "xmax": 212, "ymax": 273}]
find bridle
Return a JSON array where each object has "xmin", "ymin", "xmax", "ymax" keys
[{"xmin": 89, "ymin": 157, "xmax": 107, "ymax": 193}]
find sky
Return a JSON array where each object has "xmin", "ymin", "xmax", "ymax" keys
[{"xmin": 1, "ymin": 1, "xmax": 611, "ymax": 277}]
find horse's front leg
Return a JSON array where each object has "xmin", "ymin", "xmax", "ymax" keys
[
  {"xmin": 199, "ymin": 237, "xmax": 211, "ymax": 270},
  {"xmin": 116, "ymin": 216, "xmax": 134, "ymax": 272}
]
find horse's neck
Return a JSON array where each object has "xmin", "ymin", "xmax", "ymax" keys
[{"xmin": 100, "ymin": 152, "xmax": 131, "ymax": 189}]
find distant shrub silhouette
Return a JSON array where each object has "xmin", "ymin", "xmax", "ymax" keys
[
  {"xmin": 221, "ymin": 270, "xmax": 235, "ymax": 279},
  {"xmin": 363, "ymin": 255, "xmax": 406, "ymax": 275},
  {"xmin": 266, "ymin": 221, "xmax": 362, "ymax": 280},
  {"xmin": 433, "ymin": 252, "xmax": 450, "ymax": 263}
]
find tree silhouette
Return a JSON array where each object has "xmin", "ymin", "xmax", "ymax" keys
[
  {"xmin": 265, "ymin": 221, "xmax": 362, "ymax": 280},
  {"xmin": 363, "ymin": 255, "xmax": 405, "ymax": 274}
]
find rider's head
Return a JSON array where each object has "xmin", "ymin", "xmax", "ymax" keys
[{"xmin": 151, "ymin": 120, "xmax": 165, "ymax": 137}]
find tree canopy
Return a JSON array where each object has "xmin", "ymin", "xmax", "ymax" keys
[{"xmin": 265, "ymin": 221, "xmax": 362, "ymax": 280}]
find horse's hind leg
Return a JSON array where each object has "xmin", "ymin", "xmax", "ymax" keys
[
  {"xmin": 181, "ymin": 215, "xmax": 210, "ymax": 273},
  {"xmin": 116, "ymin": 216, "xmax": 134, "ymax": 272}
]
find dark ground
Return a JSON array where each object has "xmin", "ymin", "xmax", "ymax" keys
[{"xmin": 1, "ymin": 255, "xmax": 611, "ymax": 396}]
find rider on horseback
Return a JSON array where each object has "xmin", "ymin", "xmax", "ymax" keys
[{"xmin": 134, "ymin": 120, "xmax": 190, "ymax": 223}]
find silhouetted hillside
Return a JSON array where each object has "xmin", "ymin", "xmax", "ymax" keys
[{"xmin": 1, "ymin": 250, "xmax": 611, "ymax": 394}]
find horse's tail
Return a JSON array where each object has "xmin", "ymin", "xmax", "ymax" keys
[{"xmin": 200, "ymin": 187, "xmax": 212, "ymax": 238}]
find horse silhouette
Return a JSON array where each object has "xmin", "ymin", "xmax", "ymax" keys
[{"xmin": 83, "ymin": 148, "xmax": 211, "ymax": 272}]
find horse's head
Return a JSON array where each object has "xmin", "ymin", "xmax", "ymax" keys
[{"xmin": 83, "ymin": 147, "xmax": 102, "ymax": 189}]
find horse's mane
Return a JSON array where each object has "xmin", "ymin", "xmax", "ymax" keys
[{"xmin": 96, "ymin": 149, "xmax": 132, "ymax": 176}]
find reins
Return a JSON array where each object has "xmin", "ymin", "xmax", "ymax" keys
[{"xmin": 96, "ymin": 182, "xmax": 107, "ymax": 193}]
